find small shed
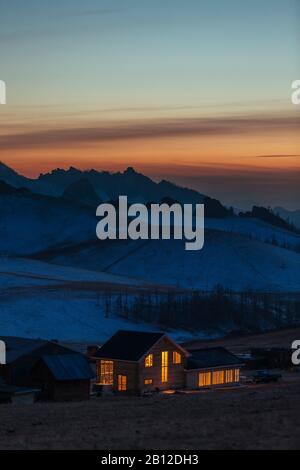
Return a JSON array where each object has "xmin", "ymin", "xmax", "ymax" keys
[{"xmin": 32, "ymin": 353, "xmax": 95, "ymax": 401}]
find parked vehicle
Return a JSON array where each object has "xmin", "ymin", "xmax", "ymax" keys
[{"xmin": 253, "ymin": 370, "xmax": 282, "ymax": 384}]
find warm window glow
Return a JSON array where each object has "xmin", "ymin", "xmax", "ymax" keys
[
  {"xmin": 145, "ymin": 354, "xmax": 153, "ymax": 368},
  {"xmin": 162, "ymin": 351, "xmax": 168, "ymax": 382},
  {"xmin": 144, "ymin": 378, "xmax": 153, "ymax": 385},
  {"xmin": 212, "ymin": 370, "xmax": 225, "ymax": 385},
  {"xmin": 99, "ymin": 360, "xmax": 113, "ymax": 385},
  {"xmin": 117, "ymin": 375, "xmax": 127, "ymax": 391},
  {"xmin": 225, "ymin": 370, "xmax": 234, "ymax": 383},
  {"xmin": 173, "ymin": 351, "xmax": 182, "ymax": 364},
  {"xmin": 234, "ymin": 369, "xmax": 240, "ymax": 382},
  {"xmin": 199, "ymin": 372, "xmax": 212, "ymax": 387}
]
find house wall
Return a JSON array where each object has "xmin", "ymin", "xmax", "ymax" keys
[
  {"xmin": 96, "ymin": 337, "xmax": 186, "ymax": 394},
  {"xmin": 96, "ymin": 358, "xmax": 139, "ymax": 394},
  {"xmin": 138, "ymin": 336, "xmax": 185, "ymax": 393},
  {"xmin": 186, "ymin": 367, "xmax": 241, "ymax": 389},
  {"xmin": 53, "ymin": 380, "xmax": 90, "ymax": 402}
]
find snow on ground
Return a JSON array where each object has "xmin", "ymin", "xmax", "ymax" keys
[
  {"xmin": 0, "ymin": 291, "xmax": 154, "ymax": 342},
  {"xmin": 50, "ymin": 231, "xmax": 300, "ymax": 292},
  {"xmin": 0, "ymin": 285, "xmax": 197, "ymax": 343},
  {"xmin": 0, "ymin": 256, "xmax": 145, "ymax": 288},
  {"xmin": 0, "ymin": 194, "xmax": 96, "ymax": 256},
  {"xmin": 205, "ymin": 217, "xmax": 300, "ymax": 250},
  {"xmin": 0, "ymin": 257, "xmax": 200, "ymax": 342}
]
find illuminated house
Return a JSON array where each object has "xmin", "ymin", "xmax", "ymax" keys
[
  {"xmin": 94, "ymin": 330, "xmax": 243, "ymax": 394},
  {"xmin": 185, "ymin": 347, "xmax": 243, "ymax": 389},
  {"xmin": 94, "ymin": 330, "xmax": 188, "ymax": 394}
]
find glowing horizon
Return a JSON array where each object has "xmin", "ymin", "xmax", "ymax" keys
[{"xmin": 0, "ymin": 0, "xmax": 299, "ymax": 209}]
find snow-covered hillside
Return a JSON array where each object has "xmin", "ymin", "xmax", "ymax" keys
[
  {"xmin": 0, "ymin": 192, "xmax": 96, "ymax": 255},
  {"xmin": 50, "ymin": 231, "xmax": 300, "ymax": 293},
  {"xmin": 205, "ymin": 217, "xmax": 300, "ymax": 251},
  {"xmin": 0, "ymin": 257, "xmax": 182, "ymax": 342}
]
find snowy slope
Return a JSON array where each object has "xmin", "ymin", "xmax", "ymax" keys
[
  {"xmin": 0, "ymin": 193, "xmax": 96, "ymax": 255},
  {"xmin": 0, "ymin": 257, "xmax": 175, "ymax": 342},
  {"xmin": 0, "ymin": 258, "xmax": 196, "ymax": 342},
  {"xmin": 205, "ymin": 217, "xmax": 300, "ymax": 251},
  {"xmin": 0, "ymin": 257, "xmax": 147, "ymax": 288},
  {"xmin": 49, "ymin": 231, "xmax": 300, "ymax": 292}
]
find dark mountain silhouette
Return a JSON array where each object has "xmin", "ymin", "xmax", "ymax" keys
[
  {"xmin": 0, "ymin": 162, "xmax": 230, "ymax": 217},
  {"xmin": 0, "ymin": 161, "xmax": 31, "ymax": 188},
  {"xmin": 274, "ymin": 206, "xmax": 300, "ymax": 229},
  {"xmin": 239, "ymin": 206, "xmax": 299, "ymax": 234},
  {"xmin": 62, "ymin": 178, "xmax": 102, "ymax": 207}
]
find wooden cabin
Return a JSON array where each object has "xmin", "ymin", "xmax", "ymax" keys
[
  {"xmin": 185, "ymin": 347, "xmax": 244, "ymax": 389},
  {"xmin": 94, "ymin": 330, "xmax": 243, "ymax": 394},
  {"xmin": 94, "ymin": 330, "xmax": 189, "ymax": 394},
  {"xmin": 0, "ymin": 336, "xmax": 94, "ymax": 401},
  {"xmin": 32, "ymin": 354, "xmax": 94, "ymax": 401}
]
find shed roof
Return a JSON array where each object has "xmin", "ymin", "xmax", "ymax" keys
[
  {"xmin": 186, "ymin": 347, "xmax": 243, "ymax": 370},
  {"xmin": 0, "ymin": 336, "xmax": 78, "ymax": 363},
  {"xmin": 0, "ymin": 336, "xmax": 46, "ymax": 363},
  {"xmin": 41, "ymin": 354, "xmax": 95, "ymax": 381},
  {"xmin": 94, "ymin": 330, "xmax": 167, "ymax": 361}
]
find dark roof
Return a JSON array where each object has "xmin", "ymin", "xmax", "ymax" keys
[
  {"xmin": 186, "ymin": 347, "xmax": 243, "ymax": 370},
  {"xmin": 41, "ymin": 354, "xmax": 95, "ymax": 381},
  {"xmin": 95, "ymin": 330, "xmax": 165, "ymax": 361},
  {"xmin": 0, "ymin": 336, "xmax": 46, "ymax": 363},
  {"xmin": 0, "ymin": 336, "xmax": 78, "ymax": 363}
]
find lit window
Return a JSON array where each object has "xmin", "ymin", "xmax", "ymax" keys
[
  {"xmin": 99, "ymin": 360, "xmax": 113, "ymax": 385},
  {"xmin": 145, "ymin": 354, "xmax": 153, "ymax": 368},
  {"xmin": 144, "ymin": 379, "xmax": 153, "ymax": 385},
  {"xmin": 212, "ymin": 370, "xmax": 225, "ymax": 385},
  {"xmin": 234, "ymin": 369, "xmax": 240, "ymax": 382},
  {"xmin": 199, "ymin": 372, "xmax": 212, "ymax": 387},
  {"xmin": 173, "ymin": 351, "xmax": 182, "ymax": 364},
  {"xmin": 162, "ymin": 351, "xmax": 168, "ymax": 382},
  {"xmin": 117, "ymin": 375, "xmax": 127, "ymax": 391},
  {"xmin": 225, "ymin": 370, "xmax": 234, "ymax": 383}
]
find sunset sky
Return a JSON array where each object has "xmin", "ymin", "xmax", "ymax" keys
[{"xmin": 0, "ymin": 0, "xmax": 299, "ymax": 209}]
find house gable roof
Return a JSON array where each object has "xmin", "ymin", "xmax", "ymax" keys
[
  {"xmin": 94, "ymin": 330, "xmax": 168, "ymax": 361},
  {"xmin": 186, "ymin": 347, "xmax": 243, "ymax": 370},
  {"xmin": 40, "ymin": 354, "xmax": 95, "ymax": 381}
]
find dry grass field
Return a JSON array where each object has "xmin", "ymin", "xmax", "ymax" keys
[
  {"xmin": 1, "ymin": 328, "xmax": 300, "ymax": 450},
  {"xmin": 0, "ymin": 372, "xmax": 300, "ymax": 450}
]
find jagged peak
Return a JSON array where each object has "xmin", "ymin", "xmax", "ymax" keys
[{"xmin": 124, "ymin": 166, "xmax": 138, "ymax": 175}]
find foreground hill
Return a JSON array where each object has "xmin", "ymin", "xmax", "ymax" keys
[
  {"xmin": 49, "ymin": 230, "xmax": 300, "ymax": 293},
  {"xmin": 0, "ymin": 257, "xmax": 178, "ymax": 342}
]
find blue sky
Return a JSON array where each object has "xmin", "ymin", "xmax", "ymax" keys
[
  {"xmin": 1, "ymin": 0, "xmax": 299, "ymax": 111},
  {"xmin": 0, "ymin": 0, "xmax": 299, "ymax": 209}
]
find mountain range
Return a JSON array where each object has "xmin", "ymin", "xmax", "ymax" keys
[
  {"xmin": 0, "ymin": 161, "xmax": 299, "ymax": 341},
  {"xmin": 0, "ymin": 161, "xmax": 229, "ymax": 217}
]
